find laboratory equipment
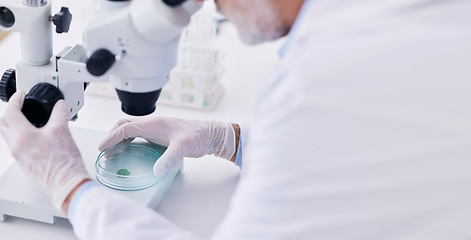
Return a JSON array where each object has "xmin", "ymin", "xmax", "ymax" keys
[
  {"xmin": 0, "ymin": 0, "xmax": 200, "ymax": 223},
  {"xmin": 96, "ymin": 142, "xmax": 167, "ymax": 191},
  {"xmin": 161, "ymin": 0, "xmax": 225, "ymax": 110},
  {"xmin": 0, "ymin": 0, "xmax": 202, "ymax": 122}
]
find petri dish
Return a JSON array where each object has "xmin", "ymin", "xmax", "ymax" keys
[{"xmin": 95, "ymin": 143, "xmax": 162, "ymax": 191}]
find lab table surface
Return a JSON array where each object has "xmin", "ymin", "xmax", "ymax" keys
[{"xmin": 0, "ymin": 1, "xmax": 283, "ymax": 238}]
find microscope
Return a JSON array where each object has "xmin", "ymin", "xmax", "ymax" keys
[
  {"xmin": 0, "ymin": 0, "xmax": 202, "ymax": 223},
  {"xmin": 0, "ymin": 0, "xmax": 202, "ymax": 127}
]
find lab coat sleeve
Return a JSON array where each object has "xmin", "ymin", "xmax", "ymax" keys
[
  {"xmin": 234, "ymin": 124, "xmax": 250, "ymax": 168},
  {"xmin": 69, "ymin": 182, "xmax": 201, "ymax": 240},
  {"xmin": 69, "ymin": 125, "xmax": 251, "ymax": 240}
]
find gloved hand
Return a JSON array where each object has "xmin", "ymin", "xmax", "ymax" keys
[
  {"xmin": 98, "ymin": 117, "xmax": 237, "ymax": 178},
  {"xmin": 0, "ymin": 91, "xmax": 90, "ymax": 211}
]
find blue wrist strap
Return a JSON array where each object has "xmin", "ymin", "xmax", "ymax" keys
[
  {"xmin": 235, "ymin": 136, "xmax": 243, "ymax": 168},
  {"xmin": 68, "ymin": 180, "xmax": 98, "ymax": 224}
]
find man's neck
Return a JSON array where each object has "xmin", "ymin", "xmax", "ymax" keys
[{"xmin": 279, "ymin": 0, "xmax": 306, "ymax": 33}]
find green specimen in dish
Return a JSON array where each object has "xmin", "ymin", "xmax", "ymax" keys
[{"xmin": 117, "ymin": 168, "xmax": 131, "ymax": 176}]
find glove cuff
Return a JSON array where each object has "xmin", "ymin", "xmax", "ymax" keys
[
  {"xmin": 214, "ymin": 122, "xmax": 236, "ymax": 160},
  {"xmin": 52, "ymin": 174, "xmax": 90, "ymax": 212}
]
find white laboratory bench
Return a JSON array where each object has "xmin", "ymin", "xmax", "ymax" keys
[{"xmin": 0, "ymin": 1, "xmax": 283, "ymax": 239}]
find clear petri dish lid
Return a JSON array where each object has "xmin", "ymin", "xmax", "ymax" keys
[{"xmin": 95, "ymin": 142, "xmax": 163, "ymax": 191}]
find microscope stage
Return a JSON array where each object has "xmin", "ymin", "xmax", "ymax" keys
[{"xmin": 0, "ymin": 126, "xmax": 181, "ymax": 224}]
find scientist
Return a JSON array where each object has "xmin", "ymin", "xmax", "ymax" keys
[{"xmin": 1, "ymin": 0, "xmax": 471, "ymax": 239}]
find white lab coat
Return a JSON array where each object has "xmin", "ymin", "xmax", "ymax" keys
[{"xmin": 70, "ymin": 0, "xmax": 471, "ymax": 239}]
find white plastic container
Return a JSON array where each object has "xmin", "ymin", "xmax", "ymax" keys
[{"xmin": 159, "ymin": 0, "xmax": 224, "ymax": 110}]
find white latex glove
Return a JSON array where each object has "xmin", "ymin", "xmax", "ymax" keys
[
  {"xmin": 0, "ymin": 91, "xmax": 90, "ymax": 211},
  {"xmin": 99, "ymin": 117, "xmax": 236, "ymax": 178}
]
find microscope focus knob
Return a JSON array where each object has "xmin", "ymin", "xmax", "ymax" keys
[
  {"xmin": 86, "ymin": 49, "xmax": 116, "ymax": 77},
  {"xmin": 52, "ymin": 7, "xmax": 72, "ymax": 34},
  {"xmin": 0, "ymin": 68, "xmax": 17, "ymax": 102},
  {"xmin": 22, "ymin": 83, "xmax": 64, "ymax": 128}
]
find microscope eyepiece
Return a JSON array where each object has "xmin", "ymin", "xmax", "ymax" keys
[{"xmin": 115, "ymin": 89, "xmax": 161, "ymax": 116}]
